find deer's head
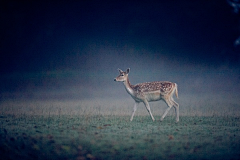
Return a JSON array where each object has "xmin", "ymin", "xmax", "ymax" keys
[{"xmin": 114, "ymin": 68, "xmax": 130, "ymax": 82}]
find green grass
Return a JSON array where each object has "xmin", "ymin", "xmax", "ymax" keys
[{"xmin": 1, "ymin": 114, "xmax": 240, "ymax": 160}]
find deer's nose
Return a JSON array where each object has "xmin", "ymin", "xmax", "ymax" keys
[{"xmin": 114, "ymin": 78, "xmax": 116, "ymax": 81}]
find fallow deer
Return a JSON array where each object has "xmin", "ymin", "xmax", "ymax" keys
[{"xmin": 114, "ymin": 68, "xmax": 179, "ymax": 122}]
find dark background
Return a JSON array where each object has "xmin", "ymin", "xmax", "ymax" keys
[{"xmin": 0, "ymin": 0, "xmax": 240, "ymax": 101}]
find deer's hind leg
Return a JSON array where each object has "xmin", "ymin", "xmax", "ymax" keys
[
  {"xmin": 160, "ymin": 97, "xmax": 173, "ymax": 122},
  {"xmin": 171, "ymin": 97, "xmax": 179, "ymax": 123}
]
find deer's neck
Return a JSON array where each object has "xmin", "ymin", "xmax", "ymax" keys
[{"xmin": 123, "ymin": 76, "xmax": 134, "ymax": 96}]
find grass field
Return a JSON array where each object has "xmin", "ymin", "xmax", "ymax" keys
[{"xmin": 0, "ymin": 98, "xmax": 240, "ymax": 160}]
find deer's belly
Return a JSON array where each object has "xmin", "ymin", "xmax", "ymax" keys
[{"xmin": 145, "ymin": 91, "xmax": 161, "ymax": 101}]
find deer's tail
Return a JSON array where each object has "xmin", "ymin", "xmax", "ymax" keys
[{"xmin": 175, "ymin": 83, "xmax": 179, "ymax": 99}]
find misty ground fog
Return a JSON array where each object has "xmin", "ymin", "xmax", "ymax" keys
[{"xmin": 1, "ymin": 45, "xmax": 240, "ymax": 117}]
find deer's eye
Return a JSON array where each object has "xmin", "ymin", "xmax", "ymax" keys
[{"xmin": 121, "ymin": 74, "xmax": 124, "ymax": 76}]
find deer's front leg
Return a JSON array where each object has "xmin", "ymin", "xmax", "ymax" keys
[
  {"xmin": 143, "ymin": 100, "xmax": 155, "ymax": 121},
  {"xmin": 130, "ymin": 102, "xmax": 139, "ymax": 121}
]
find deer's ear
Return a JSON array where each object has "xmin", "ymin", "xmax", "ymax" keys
[
  {"xmin": 118, "ymin": 68, "xmax": 123, "ymax": 73},
  {"xmin": 126, "ymin": 68, "xmax": 130, "ymax": 74}
]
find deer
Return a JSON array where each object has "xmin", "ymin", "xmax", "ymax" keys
[{"xmin": 114, "ymin": 68, "xmax": 179, "ymax": 122}]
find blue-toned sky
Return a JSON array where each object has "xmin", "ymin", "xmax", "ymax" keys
[{"xmin": 0, "ymin": 0, "xmax": 240, "ymax": 100}]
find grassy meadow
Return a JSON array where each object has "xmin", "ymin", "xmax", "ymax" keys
[{"xmin": 0, "ymin": 97, "xmax": 240, "ymax": 160}]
